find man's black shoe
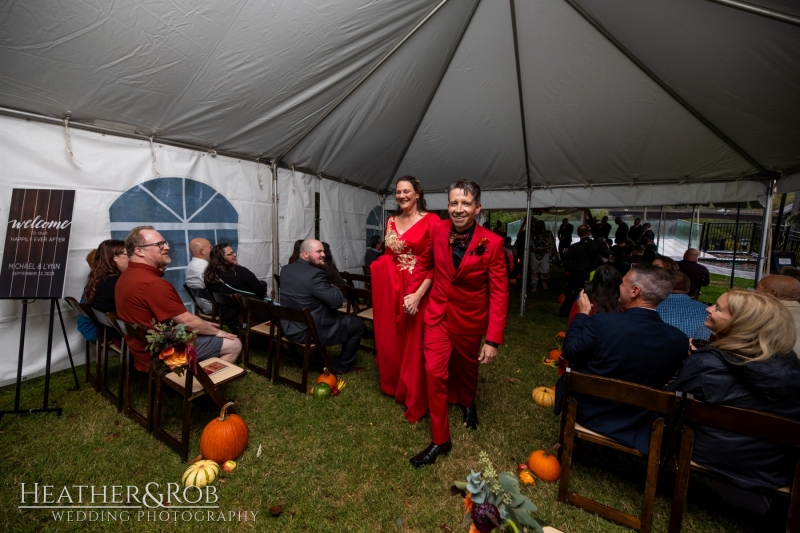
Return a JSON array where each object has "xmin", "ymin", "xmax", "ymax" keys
[
  {"xmin": 460, "ymin": 404, "xmax": 478, "ymax": 430},
  {"xmin": 409, "ymin": 441, "xmax": 452, "ymax": 468}
]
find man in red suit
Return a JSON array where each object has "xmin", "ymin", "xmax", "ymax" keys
[{"xmin": 405, "ymin": 180, "xmax": 508, "ymax": 467}]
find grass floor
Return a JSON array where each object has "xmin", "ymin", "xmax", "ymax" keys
[{"xmin": 0, "ymin": 267, "xmax": 788, "ymax": 532}]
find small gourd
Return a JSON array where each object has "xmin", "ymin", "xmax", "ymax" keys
[
  {"xmin": 182, "ymin": 460, "xmax": 220, "ymax": 488},
  {"xmin": 528, "ymin": 444, "xmax": 562, "ymax": 482},
  {"xmin": 518, "ymin": 469, "xmax": 536, "ymax": 485},
  {"xmin": 316, "ymin": 367, "xmax": 337, "ymax": 388},
  {"xmin": 532, "ymin": 386, "xmax": 556, "ymax": 408},
  {"xmin": 548, "ymin": 349, "xmax": 562, "ymax": 361}
]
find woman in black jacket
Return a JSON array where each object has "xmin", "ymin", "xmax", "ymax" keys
[
  {"xmin": 85, "ymin": 239, "xmax": 128, "ymax": 313},
  {"xmin": 669, "ymin": 289, "xmax": 800, "ymax": 494},
  {"xmin": 204, "ymin": 243, "xmax": 267, "ymax": 331}
]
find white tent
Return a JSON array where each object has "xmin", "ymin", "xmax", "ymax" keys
[{"xmin": 0, "ymin": 0, "xmax": 798, "ymax": 383}]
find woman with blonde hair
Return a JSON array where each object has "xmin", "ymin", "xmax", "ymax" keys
[{"xmin": 669, "ymin": 289, "xmax": 800, "ymax": 499}]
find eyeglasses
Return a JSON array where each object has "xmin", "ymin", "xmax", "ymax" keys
[
  {"xmin": 224, "ymin": 251, "xmax": 237, "ymax": 257},
  {"xmin": 138, "ymin": 240, "xmax": 169, "ymax": 250}
]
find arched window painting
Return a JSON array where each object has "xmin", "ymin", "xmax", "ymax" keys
[
  {"xmin": 366, "ymin": 206, "xmax": 383, "ymax": 246},
  {"xmin": 109, "ymin": 178, "xmax": 238, "ymax": 306}
]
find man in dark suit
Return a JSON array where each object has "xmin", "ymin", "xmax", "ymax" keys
[
  {"xmin": 614, "ymin": 217, "xmax": 629, "ymax": 245},
  {"xmin": 557, "ymin": 218, "xmax": 574, "ymax": 252},
  {"xmin": 628, "ymin": 218, "xmax": 644, "ymax": 243},
  {"xmin": 364, "ymin": 235, "xmax": 383, "ymax": 269},
  {"xmin": 596, "ymin": 216, "xmax": 612, "ymax": 240},
  {"xmin": 279, "ymin": 239, "xmax": 364, "ymax": 374},
  {"xmin": 641, "ymin": 222, "xmax": 655, "ymax": 243},
  {"xmin": 556, "ymin": 263, "xmax": 687, "ymax": 454}
]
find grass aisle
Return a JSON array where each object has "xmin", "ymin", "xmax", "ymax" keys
[{"xmin": 0, "ymin": 268, "xmax": 780, "ymax": 532}]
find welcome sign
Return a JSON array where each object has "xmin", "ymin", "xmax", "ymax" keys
[{"xmin": 0, "ymin": 189, "xmax": 75, "ymax": 299}]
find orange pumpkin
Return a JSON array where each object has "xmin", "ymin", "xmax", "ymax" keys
[
  {"xmin": 316, "ymin": 367, "xmax": 337, "ymax": 388},
  {"xmin": 556, "ymin": 294, "xmax": 566, "ymax": 305},
  {"xmin": 548, "ymin": 349, "xmax": 562, "ymax": 361},
  {"xmin": 199, "ymin": 402, "xmax": 249, "ymax": 463},
  {"xmin": 528, "ymin": 444, "xmax": 561, "ymax": 482}
]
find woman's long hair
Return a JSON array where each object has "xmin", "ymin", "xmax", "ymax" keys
[
  {"xmin": 393, "ymin": 176, "xmax": 427, "ymax": 216},
  {"xmin": 204, "ymin": 243, "xmax": 236, "ymax": 285},
  {"xmin": 711, "ymin": 290, "xmax": 796, "ymax": 363},
  {"xmin": 288, "ymin": 239, "xmax": 304, "ymax": 264},
  {"xmin": 591, "ymin": 265, "xmax": 622, "ymax": 314},
  {"xmin": 85, "ymin": 240, "xmax": 125, "ymax": 303},
  {"xmin": 322, "ymin": 242, "xmax": 338, "ymax": 271}
]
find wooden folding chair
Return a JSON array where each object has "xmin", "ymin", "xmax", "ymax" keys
[
  {"xmin": 183, "ymin": 283, "xmax": 216, "ymax": 322},
  {"xmin": 332, "ymin": 282, "xmax": 351, "ymax": 315},
  {"xmin": 668, "ymin": 396, "xmax": 800, "ymax": 532},
  {"xmin": 267, "ymin": 302, "xmax": 333, "ymax": 393},
  {"xmin": 346, "ymin": 286, "xmax": 375, "ymax": 354},
  {"xmin": 558, "ymin": 369, "xmax": 686, "ymax": 533},
  {"xmin": 237, "ymin": 295, "xmax": 273, "ymax": 379},
  {"xmin": 362, "ymin": 265, "xmax": 371, "ymax": 276},
  {"xmin": 153, "ymin": 357, "xmax": 246, "ymax": 461},
  {"xmin": 208, "ymin": 290, "xmax": 247, "ymax": 334},
  {"xmin": 342, "ymin": 271, "xmax": 371, "ymax": 290},
  {"xmin": 64, "ymin": 296, "xmax": 101, "ymax": 391},
  {"xmin": 112, "ymin": 317, "xmax": 156, "ymax": 432},
  {"xmin": 90, "ymin": 308, "xmax": 125, "ymax": 411}
]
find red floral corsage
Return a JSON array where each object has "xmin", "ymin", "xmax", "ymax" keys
[{"xmin": 470, "ymin": 237, "xmax": 490, "ymax": 256}]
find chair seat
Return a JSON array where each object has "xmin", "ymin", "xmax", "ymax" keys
[
  {"xmin": 249, "ymin": 321, "xmax": 271, "ymax": 335},
  {"xmin": 164, "ymin": 358, "xmax": 245, "ymax": 394},
  {"xmin": 337, "ymin": 304, "xmax": 349, "ymax": 314},
  {"xmin": 688, "ymin": 460, "xmax": 791, "ymax": 495},
  {"xmin": 108, "ymin": 343, "xmax": 122, "ymax": 354},
  {"xmin": 357, "ymin": 308, "xmax": 373, "ymax": 321},
  {"xmin": 574, "ymin": 422, "xmax": 644, "ymax": 457}
]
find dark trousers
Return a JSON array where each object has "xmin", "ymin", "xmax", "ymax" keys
[{"xmin": 335, "ymin": 316, "xmax": 365, "ymax": 373}]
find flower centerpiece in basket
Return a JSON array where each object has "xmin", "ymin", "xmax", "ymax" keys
[
  {"xmin": 145, "ymin": 320, "xmax": 199, "ymax": 376},
  {"xmin": 452, "ymin": 451, "xmax": 544, "ymax": 533}
]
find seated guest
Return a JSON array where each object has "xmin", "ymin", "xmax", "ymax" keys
[
  {"xmin": 755, "ymin": 275, "xmax": 800, "ymax": 354},
  {"xmin": 567, "ymin": 265, "xmax": 622, "ymax": 326},
  {"xmin": 678, "ymin": 248, "xmax": 710, "ymax": 297},
  {"xmin": 364, "ymin": 235, "xmax": 383, "ymax": 269},
  {"xmin": 653, "ymin": 256, "xmax": 679, "ymax": 270},
  {"xmin": 184, "ymin": 238, "xmax": 213, "ymax": 314},
  {"xmin": 204, "ymin": 243, "xmax": 268, "ymax": 331},
  {"xmin": 279, "ymin": 239, "xmax": 364, "ymax": 374},
  {"xmin": 85, "ymin": 239, "xmax": 128, "ymax": 313},
  {"xmin": 668, "ymin": 290, "xmax": 800, "ymax": 498},
  {"xmin": 116, "ymin": 226, "xmax": 241, "ymax": 372},
  {"xmin": 288, "ymin": 239, "xmax": 304, "ymax": 264},
  {"xmin": 657, "ymin": 271, "xmax": 711, "ymax": 340},
  {"xmin": 626, "ymin": 245, "xmax": 645, "ymax": 263},
  {"xmin": 321, "ymin": 241, "xmax": 345, "ymax": 286},
  {"xmin": 77, "ymin": 249, "xmax": 98, "ymax": 343},
  {"xmin": 556, "ymin": 263, "xmax": 687, "ymax": 453}
]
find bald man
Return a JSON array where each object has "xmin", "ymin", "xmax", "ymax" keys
[
  {"xmin": 185, "ymin": 238, "xmax": 213, "ymax": 313},
  {"xmin": 677, "ymin": 248, "xmax": 710, "ymax": 298},
  {"xmin": 756, "ymin": 275, "xmax": 800, "ymax": 354}
]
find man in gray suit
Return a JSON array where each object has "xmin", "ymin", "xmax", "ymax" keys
[{"xmin": 279, "ymin": 239, "xmax": 364, "ymax": 374}]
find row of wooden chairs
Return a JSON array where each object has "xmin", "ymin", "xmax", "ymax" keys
[
  {"xmin": 558, "ymin": 368, "xmax": 800, "ymax": 532},
  {"xmin": 64, "ymin": 297, "xmax": 246, "ymax": 461}
]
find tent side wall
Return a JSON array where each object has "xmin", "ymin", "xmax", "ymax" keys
[{"xmin": 0, "ymin": 116, "xmax": 273, "ymax": 386}]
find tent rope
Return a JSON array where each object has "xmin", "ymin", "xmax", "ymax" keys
[
  {"xmin": 63, "ymin": 116, "xmax": 81, "ymax": 165},
  {"xmin": 149, "ymin": 135, "xmax": 161, "ymax": 178}
]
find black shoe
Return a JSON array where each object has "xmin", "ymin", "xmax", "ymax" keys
[
  {"xmin": 409, "ymin": 441, "xmax": 452, "ymax": 468},
  {"xmin": 460, "ymin": 404, "xmax": 478, "ymax": 430}
]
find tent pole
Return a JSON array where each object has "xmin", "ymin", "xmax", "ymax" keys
[
  {"xmin": 730, "ymin": 202, "xmax": 741, "ymax": 288},
  {"xmin": 773, "ymin": 192, "xmax": 787, "ymax": 250},
  {"xmin": 688, "ymin": 205, "xmax": 695, "ymax": 248},
  {"xmin": 271, "ymin": 161, "xmax": 280, "ymax": 302},
  {"xmin": 657, "ymin": 206, "xmax": 665, "ymax": 253},
  {"xmin": 704, "ymin": 0, "xmax": 800, "ymax": 27},
  {"xmin": 520, "ymin": 189, "xmax": 532, "ymax": 316},
  {"xmin": 643, "ymin": 207, "xmax": 648, "ymax": 222},
  {"xmin": 755, "ymin": 180, "xmax": 776, "ymax": 286}
]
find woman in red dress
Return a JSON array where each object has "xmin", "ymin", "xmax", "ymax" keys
[{"xmin": 371, "ymin": 176, "xmax": 438, "ymax": 423}]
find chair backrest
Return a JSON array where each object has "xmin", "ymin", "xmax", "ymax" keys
[
  {"xmin": 347, "ymin": 286, "xmax": 372, "ymax": 311},
  {"xmin": 681, "ymin": 396, "xmax": 800, "ymax": 448},
  {"xmin": 273, "ymin": 273, "xmax": 281, "ymax": 289},
  {"xmin": 112, "ymin": 317, "xmax": 148, "ymax": 343},
  {"xmin": 341, "ymin": 271, "xmax": 370, "ymax": 289},
  {"xmin": 239, "ymin": 294, "xmax": 272, "ymax": 318},
  {"xmin": 64, "ymin": 296, "xmax": 92, "ymax": 319},
  {"xmin": 565, "ymin": 368, "xmax": 676, "ymax": 415},
  {"xmin": 362, "ymin": 265, "xmax": 370, "ymax": 276},
  {"xmin": 267, "ymin": 302, "xmax": 320, "ymax": 343},
  {"xmin": 90, "ymin": 307, "xmax": 117, "ymax": 330}
]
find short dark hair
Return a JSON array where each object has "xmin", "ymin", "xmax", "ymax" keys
[
  {"xmin": 629, "ymin": 262, "xmax": 674, "ymax": 305},
  {"xmin": 577, "ymin": 225, "xmax": 590, "ymax": 238},
  {"xmin": 369, "ymin": 235, "xmax": 381, "ymax": 248},
  {"xmin": 447, "ymin": 180, "xmax": 481, "ymax": 205},
  {"xmin": 672, "ymin": 270, "xmax": 691, "ymax": 293},
  {"xmin": 504, "ymin": 236, "xmax": 512, "ymax": 244}
]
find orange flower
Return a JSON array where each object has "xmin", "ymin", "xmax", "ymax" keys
[
  {"xmin": 163, "ymin": 351, "xmax": 187, "ymax": 370},
  {"xmin": 159, "ymin": 347, "xmax": 175, "ymax": 360},
  {"xmin": 464, "ymin": 493, "xmax": 473, "ymax": 514},
  {"xmin": 469, "ymin": 523, "xmax": 480, "ymax": 533}
]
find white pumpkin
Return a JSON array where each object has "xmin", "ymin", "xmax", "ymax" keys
[{"xmin": 182, "ymin": 460, "xmax": 220, "ymax": 488}]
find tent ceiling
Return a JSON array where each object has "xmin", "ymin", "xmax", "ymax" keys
[{"xmin": 1, "ymin": 0, "xmax": 798, "ymax": 199}]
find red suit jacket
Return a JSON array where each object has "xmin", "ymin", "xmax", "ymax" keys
[{"xmin": 410, "ymin": 219, "xmax": 508, "ymax": 344}]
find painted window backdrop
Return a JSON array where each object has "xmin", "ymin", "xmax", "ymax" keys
[
  {"xmin": 110, "ymin": 178, "xmax": 238, "ymax": 306},
  {"xmin": 366, "ymin": 206, "xmax": 383, "ymax": 246}
]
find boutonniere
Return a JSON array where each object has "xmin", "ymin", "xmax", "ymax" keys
[{"xmin": 470, "ymin": 237, "xmax": 490, "ymax": 256}]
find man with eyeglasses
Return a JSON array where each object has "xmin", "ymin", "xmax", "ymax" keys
[{"xmin": 115, "ymin": 226, "xmax": 241, "ymax": 373}]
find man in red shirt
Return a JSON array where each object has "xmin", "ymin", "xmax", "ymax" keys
[{"xmin": 115, "ymin": 226, "xmax": 241, "ymax": 372}]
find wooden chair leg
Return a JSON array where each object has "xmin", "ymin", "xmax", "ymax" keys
[
  {"xmin": 558, "ymin": 398, "xmax": 577, "ymax": 503},
  {"xmin": 640, "ymin": 420, "xmax": 665, "ymax": 533},
  {"xmin": 787, "ymin": 461, "xmax": 800, "ymax": 532},
  {"xmin": 180, "ymin": 381, "xmax": 193, "ymax": 462},
  {"xmin": 300, "ymin": 345, "xmax": 310, "ymax": 392},
  {"xmin": 668, "ymin": 428, "xmax": 695, "ymax": 533}
]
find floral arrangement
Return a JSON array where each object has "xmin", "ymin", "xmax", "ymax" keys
[
  {"xmin": 452, "ymin": 452, "xmax": 544, "ymax": 533},
  {"xmin": 145, "ymin": 320, "xmax": 199, "ymax": 376},
  {"xmin": 470, "ymin": 237, "xmax": 490, "ymax": 257}
]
